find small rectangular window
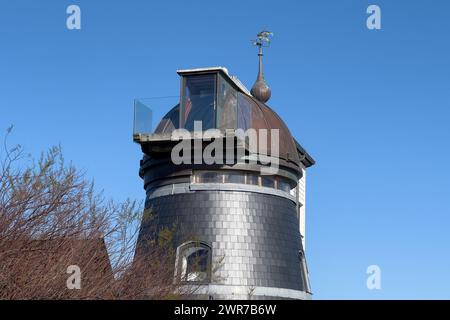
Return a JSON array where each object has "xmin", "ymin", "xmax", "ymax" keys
[
  {"xmin": 223, "ymin": 172, "xmax": 245, "ymax": 184},
  {"xmin": 261, "ymin": 176, "xmax": 275, "ymax": 188},
  {"xmin": 277, "ymin": 179, "xmax": 291, "ymax": 193},
  {"xmin": 195, "ymin": 171, "xmax": 223, "ymax": 183},
  {"xmin": 246, "ymin": 173, "xmax": 259, "ymax": 186}
]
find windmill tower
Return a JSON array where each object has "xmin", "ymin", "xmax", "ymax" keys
[{"xmin": 133, "ymin": 31, "xmax": 315, "ymax": 299}]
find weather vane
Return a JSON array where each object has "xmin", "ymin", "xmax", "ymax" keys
[
  {"xmin": 252, "ymin": 30, "xmax": 273, "ymax": 49},
  {"xmin": 250, "ymin": 30, "xmax": 273, "ymax": 103}
]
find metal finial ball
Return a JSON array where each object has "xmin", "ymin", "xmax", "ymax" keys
[{"xmin": 251, "ymin": 79, "xmax": 271, "ymax": 103}]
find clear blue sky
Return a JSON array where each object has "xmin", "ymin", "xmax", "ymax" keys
[{"xmin": 1, "ymin": 0, "xmax": 449, "ymax": 299}]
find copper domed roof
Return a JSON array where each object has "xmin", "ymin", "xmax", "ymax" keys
[
  {"xmin": 148, "ymin": 67, "xmax": 315, "ymax": 168},
  {"xmin": 250, "ymin": 97, "xmax": 302, "ymax": 165},
  {"xmin": 154, "ymin": 92, "xmax": 301, "ymax": 167}
]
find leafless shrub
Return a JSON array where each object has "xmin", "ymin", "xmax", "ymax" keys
[{"xmin": 0, "ymin": 126, "xmax": 186, "ymax": 299}]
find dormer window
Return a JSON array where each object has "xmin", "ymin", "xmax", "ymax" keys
[
  {"xmin": 180, "ymin": 74, "xmax": 216, "ymax": 131},
  {"xmin": 178, "ymin": 69, "xmax": 242, "ymax": 132}
]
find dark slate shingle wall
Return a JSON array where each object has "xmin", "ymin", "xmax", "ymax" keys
[{"xmin": 140, "ymin": 190, "xmax": 307, "ymax": 297}]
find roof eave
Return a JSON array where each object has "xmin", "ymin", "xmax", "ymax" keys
[{"xmin": 295, "ymin": 139, "xmax": 315, "ymax": 168}]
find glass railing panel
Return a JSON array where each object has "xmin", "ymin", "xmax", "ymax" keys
[{"xmin": 133, "ymin": 96, "xmax": 180, "ymax": 135}]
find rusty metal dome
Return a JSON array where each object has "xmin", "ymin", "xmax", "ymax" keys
[{"xmin": 154, "ymin": 93, "xmax": 301, "ymax": 167}]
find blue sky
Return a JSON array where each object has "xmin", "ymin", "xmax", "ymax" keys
[{"xmin": 1, "ymin": 0, "xmax": 449, "ymax": 299}]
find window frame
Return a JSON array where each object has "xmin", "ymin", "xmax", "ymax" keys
[
  {"xmin": 216, "ymin": 73, "xmax": 238, "ymax": 131},
  {"xmin": 192, "ymin": 170, "xmax": 294, "ymax": 195},
  {"xmin": 261, "ymin": 175, "xmax": 275, "ymax": 188},
  {"xmin": 175, "ymin": 241, "xmax": 212, "ymax": 284},
  {"xmin": 179, "ymin": 73, "xmax": 218, "ymax": 130}
]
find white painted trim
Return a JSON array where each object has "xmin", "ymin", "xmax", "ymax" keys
[
  {"xmin": 177, "ymin": 66, "xmax": 229, "ymax": 74},
  {"xmin": 180, "ymin": 284, "xmax": 312, "ymax": 300},
  {"xmin": 176, "ymin": 66, "xmax": 252, "ymax": 97},
  {"xmin": 146, "ymin": 182, "xmax": 296, "ymax": 203},
  {"xmin": 191, "ymin": 183, "xmax": 296, "ymax": 202}
]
